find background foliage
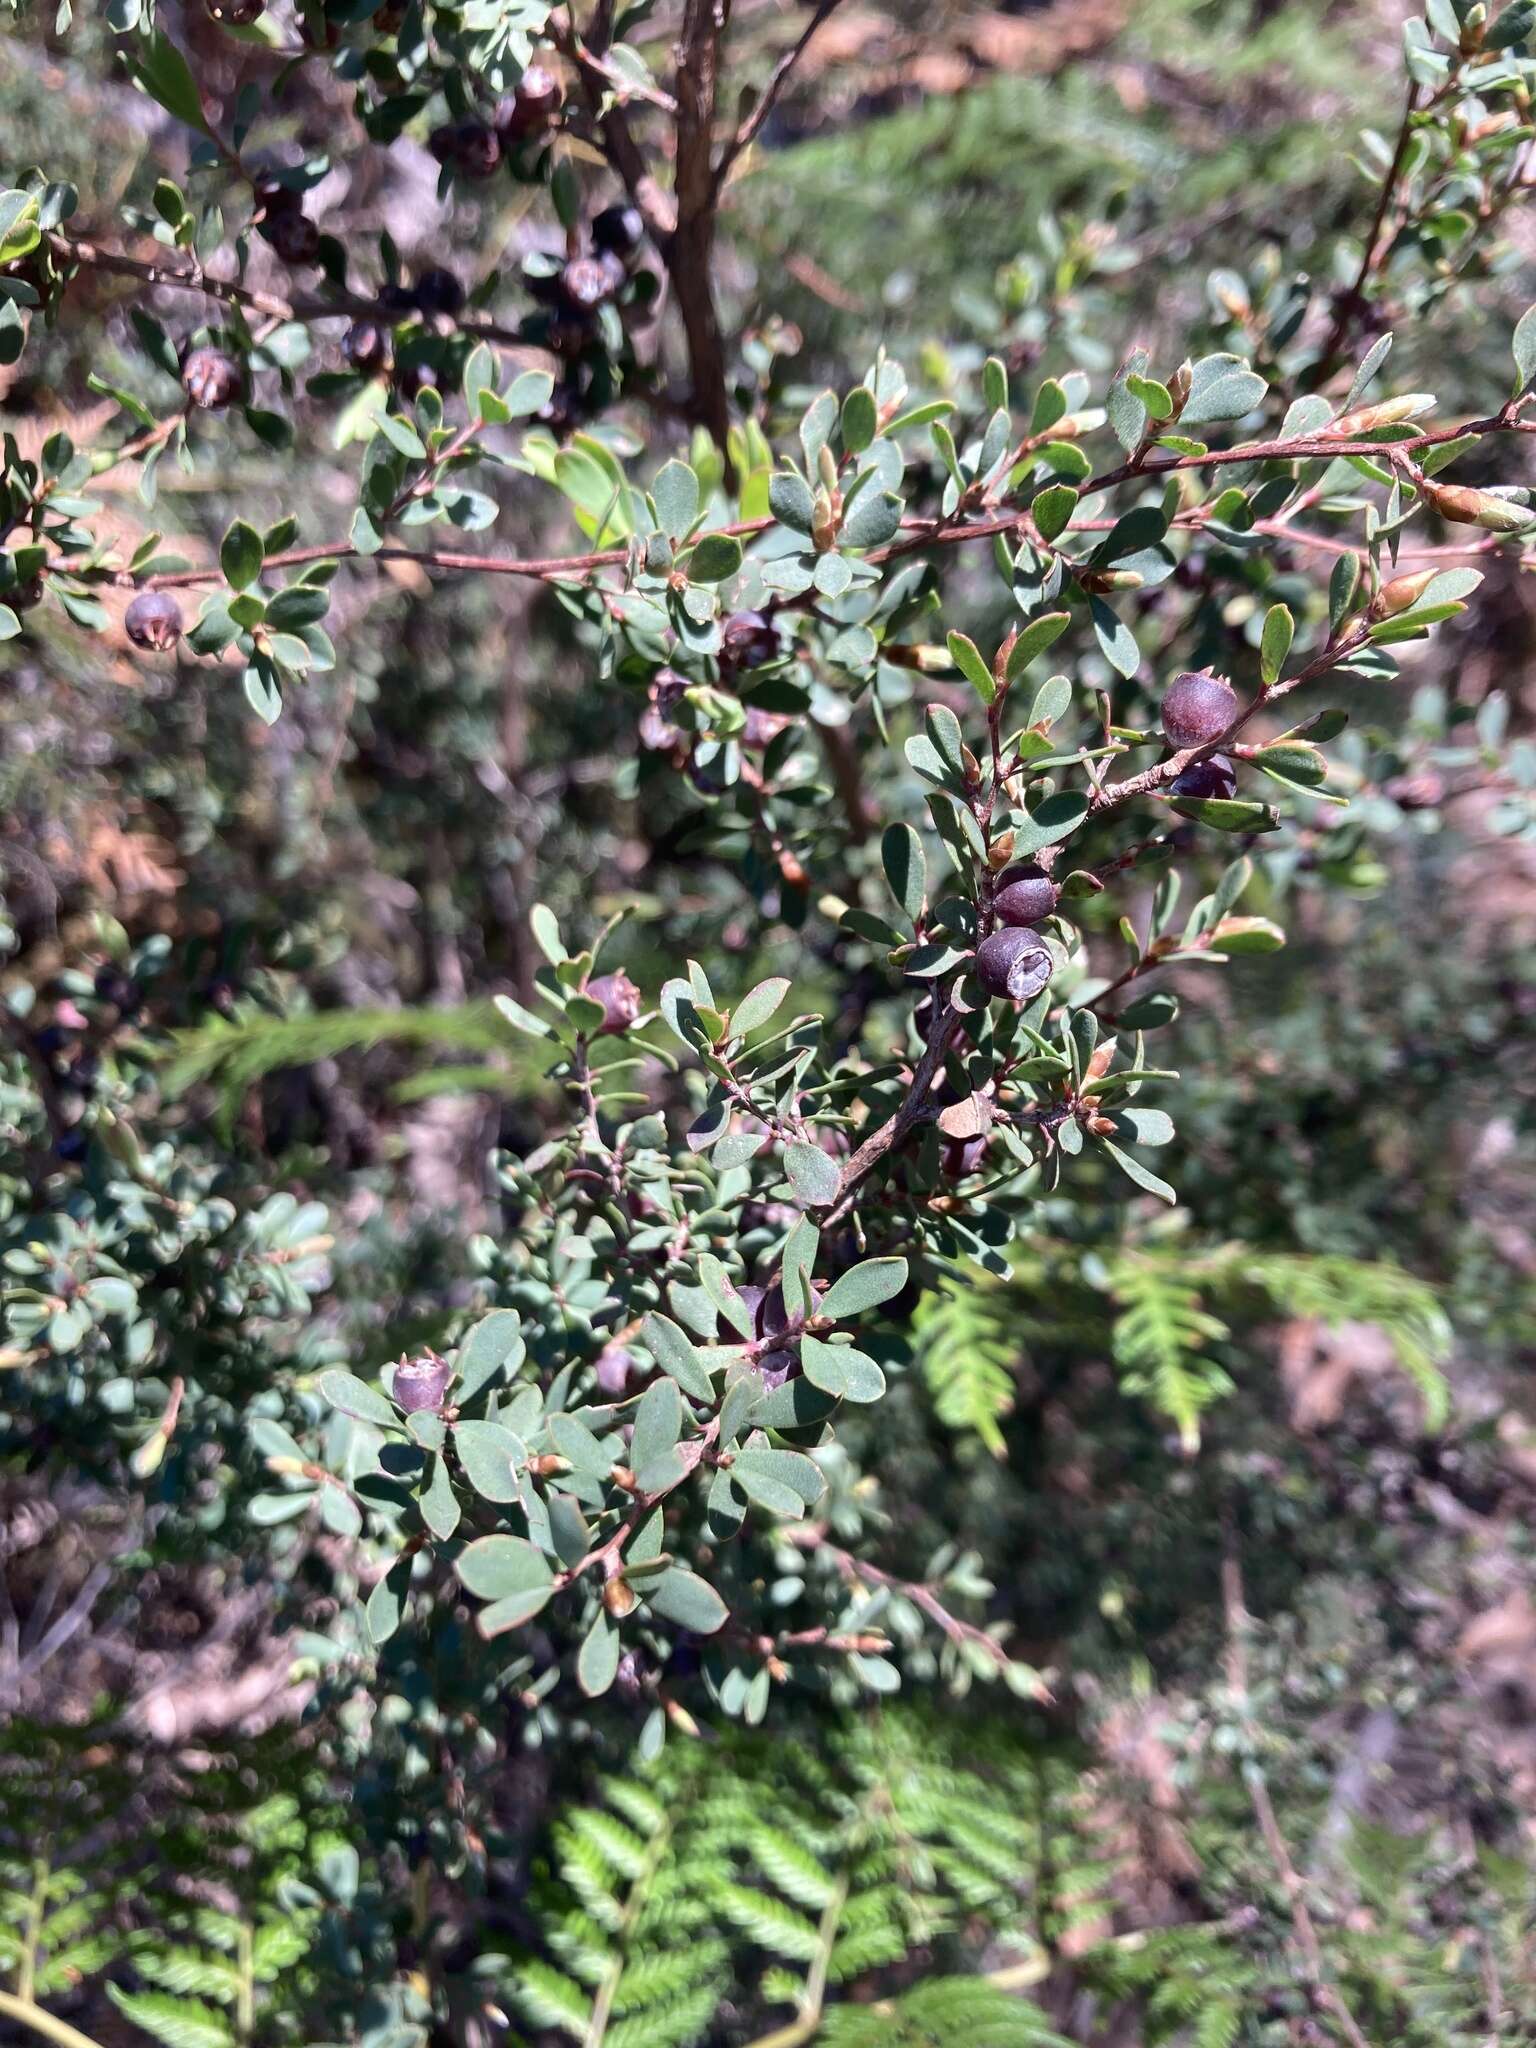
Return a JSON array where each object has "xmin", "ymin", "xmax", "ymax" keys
[{"xmin": 2, "ymin": 1, "xmax": 1535, "ymax": 2045}]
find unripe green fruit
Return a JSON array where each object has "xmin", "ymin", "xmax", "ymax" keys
[
  {"xmin": 975, "ymin": 927, "xmax": 1052, "ymax": 1002},
  {"xmin": 1161, "ymin": 669, "xmax": 1238, "ymax": 749}
]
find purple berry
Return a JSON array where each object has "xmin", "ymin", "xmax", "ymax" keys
[
  {"xmin": 497, "ymin": 63, "xmax": 562, "ymax": 141},
  {"xmin": 941, "ymin": 1134, "xmax": 989, "ymax": 1179},
  {"xmin": 1161, "ymin": 670, "xmax": 1238, "ymax": 750},
  {"xmin": 343, "ymin": 321, "xmax": 392, "ymax": 375},
  {"xmin": 264, "ymin": 211, "xmax": 320, "ymax": 268},
  {"xmin": 181, "ymin": 346, "xmax": 242, "ymax": 410},
  {"xmin": 992, "ymin": 866, "xmax": 1059, "ymax": 928},
  {"xmin": 1170, "ymin": 753, "xmax": 1239, "ymax": 800},
  {"xmin": 585, "ymin": 970, "xmax": 642, "ymax": 1035},
  {"xmin": 721, "ymin": 610, "xmax": 780, "ymax": 673},
  {"xmin": 974, "ymin": 927, "xmax": 1053, "ymax": 1003},
  {"xmin": 413, "ymin": 269, "xmax": 465, "ymax": 317},
  {"xmin": 124, "ymin": 590, "xmax": 183, "ymax": 652},
  {"xmin": 595, "ymin": 1344, "xmax": 633, "ymax": 1396},
  {"xmin": 560, "ymin": 254, "xmax": 623, "ymax": 312},
  {"xmin": 592, "ymin": 204, "xmax": 645, "ymax": 258},
  {"xmin": 392, "ymin": 1354, "xmax": 452, "ymax": 1414}
]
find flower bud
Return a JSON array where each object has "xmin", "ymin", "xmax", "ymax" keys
[
  {"xmin": 1424, "ymin": 481, "xmax": 1535, "ymax": 533},
  {"xmin": 974, "ymin": 927, "xmax": 1053, "ymax": 1002},
  {"xmin": 1369, "ymin": 568, "xmax": 1438, "ymax": 619},
  {"xmin": 1323, "ymin": 395, "xmax": 1433, "ymax": 436},
  {"xmin": 393, "ymin": 1353, "xmax": 452, "ymax": 1414}
]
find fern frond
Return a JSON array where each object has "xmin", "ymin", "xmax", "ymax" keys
[
  {"xmin": 1107, "ymin": 1257, "xmax": 1232, "ymax": 1450},
  {"xmin": 912, "ymin": 1272, "xmax": 1017, "ymax": 1454}
]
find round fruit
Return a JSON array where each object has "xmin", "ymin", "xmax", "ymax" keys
[
  {"xmin": 992, "ymin": 865, "xmax": 1059, "ymax": 928},
  {"xmin": 413, "ymin": 268, "xmax": 465, "ymax": 317},
  {"xmin": 343, "ymin": 320, "xmax": 391, "ymax": 375},
  {"xmin": 204, "ymin": 0, "xmax": 264, "ymax": 21},
  {"xmin": 974, "ymin": 926, "xmax": 1053, "ymax": 1003},
  {"xmin": 9, "ymin": 575, "xmax": 43, "ymax": 612},
  {"xmin": 1170, "ymin": 753, "xmax": 1238, "ymax": 800},
  {"xmin": 264, "ymin": 211, "xmax": 320, "ymax": 267},
  {"xmin": 720, "ymin": 610, "xmax": 780, "ymax": 673},
  {"xmin": 252, "ymin": 177, "xmax": 301, "ymax": 220},
  {"xmin": 377, "ymin": 280, "xmax": 417, "ymax": 317},
  {"xmin": 395, "ymin": 360, "xmax": 439, "ymax": 400},
  {"xmin": 941, "ymin": 1134, "xmax": 988, "ymax": 1179},
  {"xmin": 393, "ymin": 1354, "xmax": 452, "ymax": 1414},
  {"xmin": 497, "ymin": 62, "xmax": 562, "ymax": 140},
  {"xmin": 124, "ymin": 590, "xmax": 183, "ymax": 652},
  {"xmin": 592, "ymin": 203, "xmax": 645, "ymax": 258},
  {"xmin": 585, "ymin": 970, "xmax": 642, "ymax": 1035},
  {"xmin": 559, "ymin": 254, "xmax": 623, "ymax": 312},
  {"xmin": 181, "ymin": 346, "xmax": 242, "ymax": 410},
  {"xmin": 594, "ymin": 1344, "xmax": 632, "ymax": 1395},
  {"xmin": 1161, "ymin": 669, "xmax": 1238, "ymax": 749}
]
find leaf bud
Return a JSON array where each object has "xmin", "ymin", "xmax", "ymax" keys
[
  {"xmin": 1323, "ymin": 395, "xmax": 1434, "ymax": 436},
  {"xmin": 1369, "ymin": 568, "xmax": 1438, "ymax": 619},
  {"xmin": 1423, "ymin": 481, "xmax": 1535, "ymax": 533}
]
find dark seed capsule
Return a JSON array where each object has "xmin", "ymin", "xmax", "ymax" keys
[
  {"xmin": 975, "ymin": 926, "xmax": 1053, "ymax": 1003},
  {"xmin": 592, "ymin": 203, "xmax": 645, "ymax": 258},
  {"xmin": 252, "ymin": 176, "xmax": 302, "ymax": 220},
  {"xmin": 720, "ymin": 610, "xmax": 780, "ymax": 673},
  {"xmin": 413, "ymin": 268, "xmax": 465, "ymax": 317},
  {"xmin": 1161, "ymin": 669, "xmax": 1238, "ymax": 749},
  {"xmin": 585, "ymin": 970, "xmax": 642, "ymax": 1035},
  {"xmin": 393, "ymin": 1354, "xmax": 452, "ymax": 1414},
  {"xmin": 1170, "ymin": 753, "xmax": 1239, "ymax": 800},
  {"xmin": 124, "ymin": 590, "xmax": 183, "ymax": 652},
  {"xmin": 181, "ymin": 346, "xmax": 242, "ymax": 409},
  {"xmin": 992, "ymin": 865, "xmax": 1059, "ymax": 928},
  {"xmin": 377, "ymin": 280, "xmax": 418, "ymax": 317}
]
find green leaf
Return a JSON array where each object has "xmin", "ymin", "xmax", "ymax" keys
[
  {"xmin": 317, "ymin": 1369, "xmax": 399, "ymax": 1428},
  {"xmin": 219, "ymin": 520, "xmax": 264, "ymax": 592},
  {"xmin": 455, "ymin": 1309, "xmax": 525, "ymax": 1400},
  {"xmin": 839, "ymin": 488, "xmax": 902, "ymax": 550},
  {"xmin": 377, "ymin": 412, "xmax": 427, "ymax": 459},
  {"xmin": 882, "ymin": 822, "xmax": 926, "ymax": 925},
  {"xmin": 505, "ymin": 368, "xmax": 554, "ymax": 417},
  {"xmin": 1032, "ymin": 483, "xmax": 1077, "ymax": 542},
  {"xmin": 1013, "ymin": 789, "xmax": 1089, "ymax": 856},
  {"xmin": 131, "ymin": 32, "xmax": 209, "ymax": 136},
  {"xmin": 641, "ymin": 1312, "xmax": 715, "ymax": 1401},
  {"xmin": 452, "ymin": 1419, "xmax": 527, "ymax": 1502},
  {"xmin": 630, "ymin": 1376, "xmax": 685, "ymax": 1494},
  {"xmin": 577, "ymin": 1607, "xmax": 621, "ymax": 1697},
  {"xmin": 800, "ymin": 1335, "xmax": 886, "ymax": 1403},
  {"xmin": 769, "ymin": 470, "xmax": 815, "ymax": 534},
  {"xmin": 687, "ymin": 532, "xmax": 743, "ymax": 581},
  {"xmin": 1170, "ymin": 795, "xmax": 1280, "ymax": 832},
  {"xmin": 817, "ymin": 1258, "xmax": 908, "ymax": 1321},
  {"xmin": 1006, "ymin": 610, "xmax": 1070, "ymax": 680},
  {"xmin": 1259, "ymin": 602, "xmax": 1294, "ymax": 687},
  {"xmin": 647, "ymin": 1566, "xmax": 728, "ymax": 1633},
  {"xmin": 842, "ymin": 385, "xmax": 877, "ymax": 454},
  {"xmin": 730, "ymin": 1446, "xmax": 825, "ymax": 1517},
  {"xmin": 946, "ymin": 630, "xmax": 995, "ymax": 705},
  {"xmin": 1207, "ymin": 915, "xmax": 1287, "ymax": 954},
  {"xmin": 653, "ymin": 459, "xmax": 700, "ymax": 538},
  {"xmin": 785, "ymin": 1142, "xmax": 841, "ymax": 1209},
  {"xmin": 1181, "ymin": 353, "xmax": 1267, "ymax": 425},
  {"xmin": 108, "ymin": 1987, "xmax": 232, "ymax": 2048},
  {"xmin": 457, "ymin": 1534, "xmax": 555, "ymax": 1602},
  {"xmin": 731, "ymin": 976, "xmax": 790, "ymax": 1037},
  {"xmin": 1515, "ymin": 304, "xmax": 1536, "ymax": 389},
  {"xmin": 1102, "ymin": 1140, "xmax": 1176, "ymax": 1205}
]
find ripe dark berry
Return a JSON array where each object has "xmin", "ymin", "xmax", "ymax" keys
[
  {"xmin": 124, "ymin": 590, "xmax": 183, "ymax": 652},
  {"xmin": 992, "ymin": 865, "xmax": 1059, "ymax": 928},
  {"xmin": 343, "ymin": 320, "xmax": 391, "ymax": 375},
  {"xmin": 377, "ymin": 281, "xmax": 417, "ymax": 317},
  {"xmin": 584, "ymin": 970, "xmax": 642, "ymax": 1035},
  {"xmin": 204, "ymin": 0, "xmax": 264, "ymax": 21},
  {"xmin": 252, "ymin": 177, "xmax": 301, "ymax": 221},
  {"xmin": 263, "ymin": 210, "xmax": 320, "ymax": 268},
  {"xmin": 181, "ymin": 346, "xmax": 242, "ymax": 410},
  {"xmin": 413, "ymin": 268, "xmax": 465, "ymax": 317},
  {"xmin": 720, "ymin": 610, "xmax": 780, "ymax": 673},
  {"xmin": 93, "ymin": 966, "xmax": 140, "ymax": 1009},
  {"xmin": 394, "ymin": 360, "xmax": 439, "ymax": 401},
  {"xmin": 592, "ymin": 203, "xmax": 645, "ymax": 258},
  {"xmin": 1161, "ymin": 669, "xmax": 1238, "ymax": 750},
  {"xmin": 559, "ymin": 254, "xmax": 622, "ymax": 312},
  {"xmin": 54, "ymin": 1129, "xmax": 89, "ymax": 1163},
  {"xmin": 9, "ymin": 574, "xmax": 43, "ymax": 612},
  {"xmin": 392, "ymin": 1353, "xmax": 452, "ymax": 1414},
  {"xmin": 1170, "ymin": 753, "xmax": 1239, "ymax": 800},
  {"xmin": 497, "ymin": 62, "xmax": 562, "ymax": 141},
  {"xmin": 975, "ymin": 926, "xmax": 1053, "ymax": 1003},
  {"xmin": 373, "ymin": 0, "xmax": 405, "ymax": 28}
]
